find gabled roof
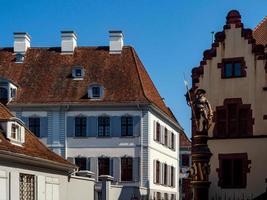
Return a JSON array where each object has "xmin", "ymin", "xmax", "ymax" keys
[
  {"xmin": 253, "ymin": 16, "xmax": 267, "ymax": 45},
  {"xmin": 0, "ymin": 46, "xmax": 177, "ymax": 123},
  {"xmin": 0, "ymin": 103, "xmax": 75, "ymax": 169},
  {"xmin": 180, "ymin": 131, "xmax": 191, "ymax": 148}
]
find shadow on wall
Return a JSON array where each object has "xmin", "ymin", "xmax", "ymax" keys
[{"xmin": 117, "ymin": 186, "xmax": 147, "ymax": 200}]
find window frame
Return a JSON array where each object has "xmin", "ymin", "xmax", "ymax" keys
[
  {"xmin": 98, "ymin": 116, "xmax": 110, "ymax": 137},
  {"xmin": 75, "ymin": 116, "xmax": 87, "ymax": 137},
  {"xmin": 218, "ymin": 153, "xmax": 250, "ymax": 188},
  {"xmin": 19, "ymin": 173, "xmax": 35, "ymax": 200},
  {"xmin": 218, "ymin": 57, "xmax": 247, "ymax": 79},
  {"xmin": 120, "ymin": 157, "xmax": 133, "ymax": 182},
  {"xmin": 155, "ymin": 160, "xmax": 160, "ymax": 184},
  {"xmin": 213, "ymin": 98, "xmax": 253, "ymax": 138},
  {"xmin": 98, "ymin": 157, "xmax": 110, "ymax": 176},
  {"xmin": 75, "ymin": 157, "xmax": 87, "ymax": 171},
  {"xmin": 156, "ymin": 122, "xmax": 160, "ymax": 142},
  {"xmin": 121, "ymin": 116, "xmax": 133, "ymax": 136},
  {"xmin": 28, "ymin": 117, "xmax": 40, "ymax": 137}
]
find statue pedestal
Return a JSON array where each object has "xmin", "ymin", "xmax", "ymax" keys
[{"xmin": 191, "ymin": 131, "xmax": 212, "ymax": 200}]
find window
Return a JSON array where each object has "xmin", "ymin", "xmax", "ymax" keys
[
  {"xmin": 75, "ymin": 69, "xmax": 82, "ymax": 77},
  {"xmin": 0, "ymin": 87, "xmax": 8, "ymax": 100},
  {"xmin": 219, "ymin": 57, "xmax": 246, "ymax": 78},
  {"xmin": 171, "ymin": 132, "xmax": 175, "ymax": 150},
  {"xmin": 10, "ymin": 88, "xmax": 16, "ymax": 98},
  {"xmin": 11, "ymin": 124, "xmax": 17, "ymax": 139},
  {"xmin": 164, "ymin": 128, "xmax": 168, "ymax": 146},
  {"xmin": 164, "ymin": 193, "xmax": 168, "ymax": 200},
  {"xmin": 98, "ymin": 158, "xmax": 110, "ymax": 176},
  {"xmin": 92, "ymin": 86, "xmax": 100, "ymax": 98},
  {"xmin": 156, "ymin": 122, "xmax": 160, "ymax": 142},
  {"xmin": 75, "ymin": 157, "xmax": 87, "ymax": 170},
  {"xmin": 170, "ymin": 194, "xmax": 176, "ymax": 200},
  {"xmin": 98, "ymin": 116, "xmax": 110, "ymax": 136},
  {"xmin": 121, "ymin": 157, "xmax": 133, "ymax": 181},
  {"xmin": 19, "ymin": 174, "xmax": 35, "ymax": 200},
  {"xmin": 171, "ymin": 166, "xmax": 175, "ymax": 187},
  {"xmin": 72, "ymin": 66, "xmax": 84, "ymax": 79},
  {"xmin": 214, "ymin": 98, "xmax": 253, "ymax": 138},
  {"xmin": 163, "ymin": 163, "xmax": 168, "ymax": 185},
  {"xmin": 88, "ymin": 84, "xmax": 104, "ymax": 99},
  {"xmin": 75, "ymin": 117, "xmax": 87, "ymax": 137},
  {"xmin": 121, "ymin": 116, "xmax": 133, "ymax": 136},
  {"xmin": 156, "ymin": 192, "xmax": 161, "ymax": 200},
  {"xmin": 29, "ymin": 117, "xmax": 40, "ymax": 137},
  {"xmin": 182, "ymin": 154, "xmax": 190, "ymax": 166},
  {"xmin": 218, "ymin": 153, "xmax": 250, "ymax": 188},
  {"xmin": 155, "ymin": 160, "xmax": 160, "ymax": 184},
  {"xmin": 16, "ymin": 54, "xmax": 25, "ymax": 63}
]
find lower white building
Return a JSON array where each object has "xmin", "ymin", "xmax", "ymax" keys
[{"xmin": 0, "ymin": 103, "xmax": 95, "ymax": 200}]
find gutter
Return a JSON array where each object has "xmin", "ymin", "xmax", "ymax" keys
[{"xmin": 0, "ymin": 150, "xmax": 77, "ymax": 174}]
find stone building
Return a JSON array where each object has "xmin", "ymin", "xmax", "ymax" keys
[
  {"xmin": 0, "ymin": 31, "xmax": 182, "ymax": 199},
  {"xmin": 191, "ymin": 10, "xmax": 267, "ymax": 199}
]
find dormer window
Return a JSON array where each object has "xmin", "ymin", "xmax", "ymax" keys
[
  {"xmin": 0, "ymin": 79, "xmax": 18, "ymax": 105},
  {"xmin": 15, "ymin": 53, "xmax": 25, "ymax": 63},
  {"xmin": 72, "ymin": 66, "xmax": 84, "ymax": 80},
  {"xmin": 0, "ymin": 118, "xmax": 25, "ymax": 146},
  {"xmin": 88, "ymin": 84, "xmax": 104, "ymax": 99},
  {"xmin": 92, "ymin": 86, "xmax": 100, "ymax": 98}
]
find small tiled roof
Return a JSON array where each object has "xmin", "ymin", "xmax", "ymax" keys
[
  {"xmin": 180, "ymin": 131, "xmax": 191, "ymax": 148},
  {"xmin": 0, "ymin": 46, "xmax": 177, "ymax": 123},
  {"xmin": 0, "ymin": 103, "xmax": 75, "ymax": 168},
  {"xmin": 253, "ymin": 16, "xmax": 267, "ymax": 45}
]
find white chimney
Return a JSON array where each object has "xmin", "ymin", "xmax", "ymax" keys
[
  {"xmin": 109, "ymin": 31, "xmax": 124, "ymax": 54},
  {"xmin": 61, "ymin": 31, "xmax": 77, "ymax": 54},
  {"xmin": 14, "ymin": 32, "xmax": 31, "ymax": 54}
]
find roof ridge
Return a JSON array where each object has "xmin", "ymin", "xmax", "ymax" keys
[
  {"xmin": 130, "ymin": 47, "xmax": 151, "ymax": 104},
  {"xmin": 254, "ymin": 16, "xmax": 267, "ymax": 31}
]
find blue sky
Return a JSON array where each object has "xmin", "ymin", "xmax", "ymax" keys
[{"xmin": 0, "ymin": 0, "xmax": 266, "ymax": 138}]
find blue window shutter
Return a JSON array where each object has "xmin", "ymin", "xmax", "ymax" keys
[
  {"xmin": 40, "ymin": 117, "xmax": 48, "ymax": 138},
  {"xmin": 111, "ymin": 116, "xmax": 121, "ymax": 137},
  {"xmin": 113, "ymin": 157, "xmax": 120, "ymax": 182},
  {"xmin": 133, "ymin": 157, "xmax": 140, "ymax": 182},
  {"xmin": 133, "ymin": 116, "xmax": 141, "ymax": 137},
  {"xmin": 67, "ymin": 117, "xmax": 75, "ymax": 137},
  {"xmin": 21, "ymin": 116, "xmax": 29, "ymax": 128},
  {"xmin": 87, "ymin": 116, "xmax": 97, "ymax": 137},
  {"xmin": 109, "ymin": 158, "xmax": 113, "ymax": 176}
]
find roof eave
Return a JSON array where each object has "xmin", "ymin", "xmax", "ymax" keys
[{"xmin": 0, "ymin": 150, "xmax": 77, "ymax": 174}]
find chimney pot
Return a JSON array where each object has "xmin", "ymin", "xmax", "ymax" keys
[
  {"xmin": 61, "ymin": 31, "xmax": 77, "ymax": 54},
  {"xmin": 13, "ymin": 32, "xmax": 31, "ymax": 54},
  {"xmin": 109, "ymin": 30, "xmax": 124, "ymax": 54}
]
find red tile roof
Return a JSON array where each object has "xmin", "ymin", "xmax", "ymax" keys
[
  {"xmin": 253, "ymin": 16, "xmax": 267, "ymax": 45},
  {"xmin": 180, "ymin": 131, "xmax": 191, "ymax": 148},
  {"xmin": 0, "ymin": 46, "xmax": 177, "ymax": 123},
  {"xmin": 0, "ymin": 103, "xmax": 75, "ymax": 168}
]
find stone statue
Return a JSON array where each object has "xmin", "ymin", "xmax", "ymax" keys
[{"xmin": 186, "ymin": 89, "xmax": 213, "ymax": 132}]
